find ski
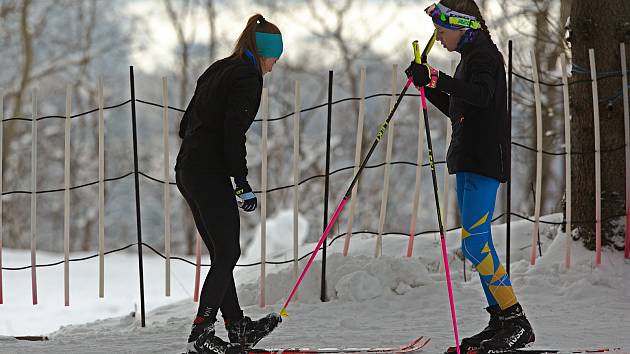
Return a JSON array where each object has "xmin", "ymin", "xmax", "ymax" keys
[
  {"xmin": 465, "ymin": 347, "xmax": 624, "ymax": 354},
  {"xmin": 247, "ymin": 335, "xmax": 431, "ymax": 354}
]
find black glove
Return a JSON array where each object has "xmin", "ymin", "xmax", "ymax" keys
[
  {"xmin": 404, "ymin": 61, "xmax": 439, "ymax": 88},
  {"xmin": 234, "ymin": 178, "xmax": 257, "ymax": 212}
]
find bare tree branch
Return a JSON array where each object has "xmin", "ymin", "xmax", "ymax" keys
[{"xmin": 164, "ymin": 0, "xmax": 194, "ymax": 107}]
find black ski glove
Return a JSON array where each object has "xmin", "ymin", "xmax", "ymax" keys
[
  {"xmin": 404, "ymin": 61, "xmax": 439, "ymax": 89},
  {"xmin": 234, "ymin": 178, "xmax": 257, "ymax": 212}
]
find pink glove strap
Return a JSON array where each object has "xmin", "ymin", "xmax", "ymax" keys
[{"xmin": 428, "ymin": 67, "xmax": 439, "ymax": 89}]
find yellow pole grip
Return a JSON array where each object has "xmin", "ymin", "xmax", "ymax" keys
[
  {"xmin": 412, "ymin": 30, "xmax": 438, "ymax": 64},
  {"xmin": 412, "ymin": 40, "xmax": 422, "ymax": 64}
]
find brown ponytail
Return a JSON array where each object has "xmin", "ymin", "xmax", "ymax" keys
[{"xmin": 228, "ymin": 14, "xmax": 281, "ymax": 71}]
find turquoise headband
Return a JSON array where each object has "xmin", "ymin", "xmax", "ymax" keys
[{"xmin": 255, "ymin": 32, "xmax": 283, "ymax": 59}]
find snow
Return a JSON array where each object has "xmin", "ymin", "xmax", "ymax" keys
[
  {"xmin": 1, "ymin": 211, "xmax": 629, "ymax": 353},
  {"xmin": 241, "ymin": 210, "xmax": 310, "ymax": 263}
]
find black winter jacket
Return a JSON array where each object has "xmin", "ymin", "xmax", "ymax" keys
[
  {"xmin": 425, "ymin": 33, "xmax": 508, "ymax": 182},
  {"xmin": 176, "ymin": 56, "xmax": 263, "ymax": 180}
]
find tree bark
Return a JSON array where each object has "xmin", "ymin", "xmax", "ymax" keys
[{"xmin": 569, "ymin": 0, "xmax": 630, "ymax": 249}]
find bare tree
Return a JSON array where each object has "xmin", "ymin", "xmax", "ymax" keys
[
  {"xmin": 496, "ymin": 0, "xmax": 569, "ymax": 216},
  {"xmin": 533, "ymin": 0, "xmax": 569, "ymax": 215},
  {"xmin": 205, "ymin": 0, "xmax": 217, "ymax": 61},
  {"xmin": 163, "ymin": 0, "xmax": 196, "ymax": 108},
  {"xmin": 0, "ymin": 0, "xmax": 136, "ymax": 251},
  {"xmin": 162, "ymin": 0, "xmax": 225, "ymax": 254},
  {"xmin": 305, "ymin": 0, "xmax": 398, "ymax": 100}
]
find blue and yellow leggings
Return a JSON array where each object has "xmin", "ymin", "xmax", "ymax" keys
[{"xmin": 456, "ymin": 172, "xmax": 517, "ymax": 310}]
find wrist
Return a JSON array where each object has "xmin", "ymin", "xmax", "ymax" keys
[
  {"xmin": 234, "ymin": 178, "xmax": 251, "ymax": 196},
  {"xmin": 240, "ymin": 191, "xmax": 256, "ymax": 200},
  {"xmin": 427, "ymin": 67, "xmax": 439, "ymax": 88},
  {"xmin": 434, "ymin": 72, "xmax": 453, "ymax": 92}
]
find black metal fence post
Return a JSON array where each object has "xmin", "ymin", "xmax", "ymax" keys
[
  {"xmin": 321, "ymin": 70, "xmax": 333, "ymax": 302},
  {"xmin": 129, "ymin": 66, "xmax": 147, "ymax": 327},
  {"xmin": 506, "ymin": 40, "xmax": 513, "ymax": 277}
]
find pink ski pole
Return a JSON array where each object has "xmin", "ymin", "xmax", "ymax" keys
[{"xmin": 413, "ymin": 34, "xmax": 461, "ymax": 354}]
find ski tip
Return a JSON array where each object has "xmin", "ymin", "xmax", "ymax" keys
[{"xmin": 280, "ymin": 308, "xmax": 288, "ymax": 318}]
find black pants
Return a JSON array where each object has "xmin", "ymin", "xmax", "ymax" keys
[{"xmin": 176, "ymin": 168, "xmax": 243, "ymax": 321}]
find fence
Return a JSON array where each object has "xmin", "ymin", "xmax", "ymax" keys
[{"xmin": 0, "ymin": 41, "xmax": 628, "ymax": 328}]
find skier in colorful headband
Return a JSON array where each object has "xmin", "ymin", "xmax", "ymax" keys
[
  {"xmin": 176, "ymin": 13, "xmax": 283, "ymax": 354},
  {"xmin": 405, "ymin": 1, "xmax": 535, "ymax": 353}
]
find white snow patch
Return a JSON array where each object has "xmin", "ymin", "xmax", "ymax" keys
[{"xmin": 1, "ymin": 212, "xmax": 629, "ymax": 353}]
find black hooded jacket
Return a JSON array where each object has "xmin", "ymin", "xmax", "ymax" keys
[
  {"xmin": 424, "ymin": 32, "xmax": 508, "ymax": 182},
  {"xmin": 176, "ymin": 56, "xmax": 263, "ymax": 180}
]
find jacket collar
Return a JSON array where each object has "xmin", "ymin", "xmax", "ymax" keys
[
  {"xmin": 243, "ymin": 49, "xmax": 262, "ymax": 74},
  {"xmin": 457, "ymin": 30, "xmax": 488, "ymax": 56}
]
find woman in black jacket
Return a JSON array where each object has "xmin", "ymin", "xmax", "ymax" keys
[
  {"xmin": 176, "ymin": 14, "xmax": 282, "ymax": 354},
  {"xmin": 405, "ymin": 1, "xmax": 534, "ymax": 353}
]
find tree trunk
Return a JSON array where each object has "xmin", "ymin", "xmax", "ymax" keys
[
  {"xmin": 569, "ymin": 0, "xmax": 630, "ymax": 249},
  {"xmin": 534, "ymin": 1, "xmax": 555, "ymax": 215},
  {"xmin": 538, "ymin": 0, "xmax": 567, "ymax": 215},
  {"xmin": 2, "ymin": 0, "xmax": 32, "ymax": 169}
]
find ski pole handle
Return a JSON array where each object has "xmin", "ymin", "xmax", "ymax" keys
[
  {"xmin": 413, "ymin": 40, "xmax": 422, "ymax": 64},
  {"xmin": 413, "ymin": 29, "xmax": 437, "ymax": 65}
]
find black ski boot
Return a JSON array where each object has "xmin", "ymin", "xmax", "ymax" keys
[
  {"xmin": 199, "ymin": 335, "xmax": 243, "ymax": 354},
  {"xmin": 186, "ymin": 318, "xmax": 242, "ymax": 354},
  {"xmin": 478, "ymin": 303, "xmax": 535, "ymax": 353},
  {"xmin": 186, "ymin": 317, "xmax": 215, "ymax": 353},
  {"xmin": 444, "ymin": 305, "xmax": 502, "ymax": 353},
  {"xmin": 226, "ymin": 312, "xmax": 282, "ymax": 347}
]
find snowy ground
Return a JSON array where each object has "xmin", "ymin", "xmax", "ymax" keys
[{"xmin": 1, "ymin": 213, "xmax": 629, "ymax": 353}]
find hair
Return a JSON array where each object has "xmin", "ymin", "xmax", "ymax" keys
[
  {"xmin": 438, "ymin": 0, "xmax": 503, "ymax": 62},
  {"xmin": 439, "ymin": 0, "xmax": 491, "ymax": 40},
  {"xmin": 228, "ymin": 14, "xmax": 281, "ymax": 70}
]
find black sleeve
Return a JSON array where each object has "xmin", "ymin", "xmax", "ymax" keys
[
  {"xmin": 179, "ymin": 101, "xmax": 192, "ymax": 138},
  {"xmin": 424, "ymin": 86, "xmax": 451, "ymax": 116},
  {"xmin": 223, "ymin": 73, "xmax": 261, "ymax": 180},
  {"xmin": 179, "ymin": 89, "xmax": 198, "ymax": 139},
  {"xmin": 435, "ymin": 53, "xmax": 497, "ymax": 108}
]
